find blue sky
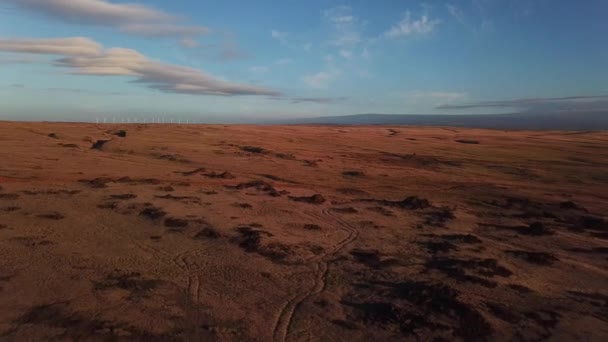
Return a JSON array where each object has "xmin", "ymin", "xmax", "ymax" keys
[{"xmin": 0, "ymin": 0, "xmax": 607, "ymax": 122}]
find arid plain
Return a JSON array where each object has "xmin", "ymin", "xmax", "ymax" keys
[{"xmin": 0, "ymin": 122, "xmax": 607, "ymax": 341}]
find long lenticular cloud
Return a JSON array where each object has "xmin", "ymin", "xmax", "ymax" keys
[
  {"xmin": 5, "ymin": 0, "xmax": 208, "ymax": 39},
  {"xmin": 0, "ymin": 37, "xmax": 281, "ymax": 97}
]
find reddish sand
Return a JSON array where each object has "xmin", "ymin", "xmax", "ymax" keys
[{"xmin": 0, "ymin": 122, "xmax": 607, "ymax": 340}]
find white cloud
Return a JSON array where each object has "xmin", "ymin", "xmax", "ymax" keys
[
  {"xmin": 385, "ymin": 12, "xmax": 440, "ymax": 38},
  {"xmin": 446, "ymin": 4, "xmax": 465, "ymax": 25},
  {"xmin": 358, "ymin": 69, "xmax": 372, "ymax": 78},
  {"xmin": 0, "ymin": 37, "xmax": 102, "ymax": 56},
  {"xmin": 271, "ymin": 30, "xmax": 288, "ymax": 44},
  {"xmin": 339, "ymin": 49, "xmax": 353, "ymax": 59},
  {"xmin": 179, "ymin": 38, "xmax": 200, "ymax": 49},
  {"xmin": 403, "ymin": 91, "xmax": 468, "ymax": 103},
  {"xmin": 119, "ymin": 24, "xmax": 208, "ymax": 38},
  {"xmin": 323, "ymin": 6, "xmax": 361, "ymax": 47},
  {"xmin": 0, "ymin": 36, "xmax": 280, "ymax": 97},
  {"xmin": 249, "ymin": 66, "xmax": 269, "ymax": 74},
  {"xmin": 275, "ymin": 58, "xmax": 293, "ymax": 65},
  {"xmin": 303, "ymin": 69, "xmax": 340, "ymax": 89},
  {"xmin": 7, "ymin": 0, "xmax": 208, "ymax": 39},
  {"xmin": 361, "ymin": 47, "xmax": 371, "ymax": 60}
]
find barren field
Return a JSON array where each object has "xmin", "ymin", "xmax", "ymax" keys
[{"xmin": 0, "ymin": 122, "xmax": 607, "ymax": 341}]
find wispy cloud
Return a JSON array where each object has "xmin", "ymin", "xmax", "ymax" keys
[
  {"xmin": 271, "ymin": 96, "xmax": 348, "ymax": 104},
  {"xmin": 249, "ymin": 66, "xmax": 269, "ymax": 74},
  {"xmin": 275, "ymin": 58, "xmax": 293, "ymax": 65},
  {"xmin": 385, "ymin": 11, "xmax": 440, "ymax": 38},
  {"xmin": 0, "ymin": 37, "xmax": 280, "ymax": 97},
  {"xmin": 271, "ymin": 30, "xmax": 288, "ymax": 44},
  {"xmin": 7, "ymin": 0, "xmax": 208, "ymax": 41},
  {"xmin": 407, "ymin": 91, "xmax": 468, "ymax": 102},
  {"xmin": 302, "ymin": 69, "xmax": 341, "ymax": 89},
  {"xmin": 323, "ymin": 6, "xmax": 362, "ymax": 47},
  {"xmin": 446, "ymin": 4, "xmax": 466, "ymax": 26},
  {"xmin": 0, "ymin": 37, "xmax": 102, "ymax": 56},
  {"xmin": 437, "ymin": 95, "xmax": 608, "ymax": 112}
]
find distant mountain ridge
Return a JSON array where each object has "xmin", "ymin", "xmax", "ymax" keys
[{"xmin": 275, "ymin": 111, "xmax": 608, "ymax": 130}]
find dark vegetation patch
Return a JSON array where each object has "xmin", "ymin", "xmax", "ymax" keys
[
  {"xmin": 342, "ymin": 280, "xmax": 493, "ymax": 340},
  {"xmin": 22, "ymin": 189, "xmax": 81, "ymax": 196},
  {"xmin": 107, "ymin": 130, "xmax": 127, "ymax": 137},
  {"xmin": 567, "ymin": 291, "xmax": 608, "ymax": 308},
  {"xmin": 478, "ymin": 195, "xmax": 608, "ymax": 238},
  {"xmin": 337, "ymin": 188, "xmax": 369, "ymax": 196},
  {"xmin": 94, "ymin": 270, "xmax": 159, "ymax": 300},
  {"xmin": 257, "ymin": 243, "xmax": 293, "ymax": 262},
  {"xmin": 225, "ymin": 180, "xmax": 282, "ymax": 197},
  {"xmin": 342, "ymin": 170, "xmax": 365, "ymax": 177},
  {"xmin": 288, "ymin": 194, "xmax": 326, "ymax": 204},
  {"xmin": 387, "ymin": 129, "xmax": 399, "ymax": 136},
  {"xmin": 486, "ymin": 302, "xmax": 522, "ymax": 323},
  {"xmin": 455, "ymin": 139, "xmax": 480, "ymax": 145},
  {"xmin": 566, "ymin": 246, "xmax": 608, "ymax": 255},
  {"xmin": 0, "ymin": 193, "xmax": 20, "ymax": 200},
  {"xmin": 241, "ymin": 146, "xmax": 266, "ymax": 154},
  {"xmin": 359, "ymin": 196, "xmax": 431, "ymax": 210},
  {"xmin": 79, "ymin": 177, "xmax": 161, "ymax": 188},
  {"xmin": 139, "ymin": 206, "xmax": 166, "ymax": 220},
  {"xmin": 559, "ymin": 201, "xmax": 587, "ymax": 211},
  {"xmin": 234, "ymin": 226, "xmax": 271, "ymax": 252},
  {"xmin": 2, "ymin": 206, "xmax": 21, "ymax": 212},
  {"xmin": 350, "ymin": 249, "xmax": 399, "ymax": 269},
  {"xmin": 194, "ymin": 227, "xmax": 220, "ymax": 239},
  {"xmin": 174, "ymin": 167, "xmax": 206, "ymax": 176},
  {"xmin": 164, "ymin": 218, "xmax": 189, "ymax": 228},
  {"xmin": 110, "ymin": 194, "xmax": 137, "ymax": 200},
  {"xmin": 59, "ymin": 143, "xmax": 79, "ymax": 148},
  {"xmin": 91, "ymin": 139, "xmax": 112, "ymax": 150},
  {"xmin": 97, "ymin": 202, "xmax": 118, "ymax": 210},
  {"xmin": 10, "ymin": 236, "xmax": 54, "ymax": 247},
  {"xmin": 303, "ymin": 160, "xmax": 318, "ymax": 167},
  {"xmin": 158, "ymin": 186, "xmax": 175, "ymax": 192},
  {"xmin": 424, "ymin": 233, "xmax": 482, "ymax": 244},
  {"xmin": 233, "ymin": 203, "xmax": 252, "ymax": 209},
  {"xmin": 424, "ymin": 206, "xmax": 455, "ymax": 226},
  {"xmin": 37, "ymin": 212, "xmax": 65, "ymax": 220},
  {"xmin": 303, "ymin": 224, "xmax": 322, "ymax": 231},
  {"xmin": 331, "ymin": 207, "xmax": 358, "ymax": 214},
  {"xmin": 507, "ymin": 284, "xmax": 534, "ymax": 293},
  {"xmin": 505, "ymin": 250, "xmax": 558, "ymax": 265},
  {"xmin": 204, "ymin": 171, "xmax": 235, "ymax": 179},
  {"xmin": 13, "ymin": 302, "xmax": 180, "ymax": 340},
  {"xmin": 514, "ymin": 310, "xmax": 562, "ymax": 341},
  {"xmin": 479, "ymin": 221, "xmax": 554, "ymax": 236},
  {"xmin": 419, "ymin": 240, "xmax": 458, "ymax": 253},
  {"xmin": 274, "ymin": 152, "xmax": 296, "ymax": 160},
  {"xmin": 154, "ymin": 194, "xmax": 201, "ymax": 204},
  {"xmin": 79, "ymin": 177, "xmax": 113, "ymax": 188},
  {"xmin": 366, "ymin": 206, "xmax": 394, "ymax": 216},
  {"xmin": 48, "ymin": 133, "xmax": 58, "ymax": 139},
  {"xmin": 259, "ymin": 174, "xmax": 295, "ymax": 183},
  {"xmin": 154, "ymin": 154, "xmax": 191, "ymax": 163},
  {"xmin": 425, "ymin": 257, "xmax": 512, "ymax": 288}
]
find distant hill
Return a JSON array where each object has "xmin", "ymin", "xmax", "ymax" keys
[{"xmin": 275, "ymin": 111, "xmax": 608, "ymax": 130}]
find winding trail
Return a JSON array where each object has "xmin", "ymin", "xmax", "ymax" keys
[{"xmin": 271, "ymin": 207, "xmax": 359, "ymax": 342}]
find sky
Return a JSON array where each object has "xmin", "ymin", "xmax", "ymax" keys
[{"xmin": 0, "ymin": 0, "xmax": 607, "ymax": 122}]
